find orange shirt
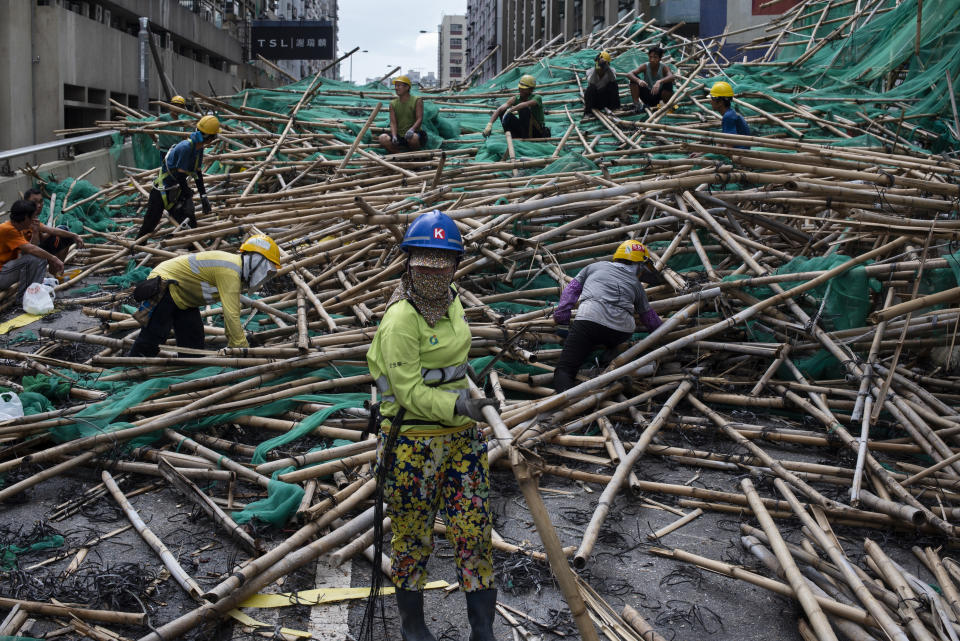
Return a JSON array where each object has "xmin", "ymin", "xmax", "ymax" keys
[{"xmin": 0, "ymin": 221, "xmax": 29, "ymax": 269}]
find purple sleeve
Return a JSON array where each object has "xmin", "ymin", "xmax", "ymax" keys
[
  {"xmin": 553, "ymin": 278, "xmax": 582, "ymax": 324},
  {"xmin": 638, "ymin": 307, "xmax": 663, "ymax": 331}
]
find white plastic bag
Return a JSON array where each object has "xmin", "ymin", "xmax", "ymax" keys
[
  {"xmin": 0, "ymin": 392, "xmax": 24, "ymax": 421},
  {"xmin": 22, "ymin": 282, "xmax": 55, "ymax": 315}
]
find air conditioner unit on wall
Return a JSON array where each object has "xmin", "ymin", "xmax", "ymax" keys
[
  {"xmin": 103, "ymin": 8, "xmax": 111, "ymax": 25},
  {"xmin": 94, "ymin": 4, "xmax": 102, "ymax": 22}
]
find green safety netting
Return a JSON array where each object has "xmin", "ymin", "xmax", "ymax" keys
[
  {"xmin": 0, "ymin": 535, "xmax": 64, "ymax": 570},
  {"xmin": 42, "ymin": 365, "xmax": 369, "ymax": 527},
  {"xmin": 34, "ymin": 177, "xmax": 139, "ymax": 235}
]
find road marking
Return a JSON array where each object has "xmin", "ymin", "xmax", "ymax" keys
[{"xmin": 309, "ymin": 556, "xmax": 353, "ymax": 640}]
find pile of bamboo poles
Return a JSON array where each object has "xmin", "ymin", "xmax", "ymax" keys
[{"xmin": 5, "ymin": 5, "xmax": 960, "ymax": 640}]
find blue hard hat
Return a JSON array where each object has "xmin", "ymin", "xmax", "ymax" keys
[{"xmin": 400, "ymin": 210, "xmax": 464, "ymax": 254}]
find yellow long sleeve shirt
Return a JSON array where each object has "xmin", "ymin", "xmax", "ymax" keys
[{"xmin": 151, "ymin": 251, "xmax": 248, "ymax": 348}]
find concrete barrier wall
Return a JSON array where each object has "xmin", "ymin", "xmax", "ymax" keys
[{"xmin": 0, "ymin": 142, "xmax": 135, "ymax": 211}]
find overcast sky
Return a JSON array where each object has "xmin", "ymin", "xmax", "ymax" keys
[{"xmin": 338, "ymin": 0, "xmax": 467, "ymax": 83}]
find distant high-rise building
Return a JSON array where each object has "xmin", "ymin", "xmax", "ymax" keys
[
  {"xmin": 465, "ymin": 1, "xmax": 801, "ymax": 84},
  {"xmin": 437, "ymin": 14, "xmax": 466, "ymax": 87}
]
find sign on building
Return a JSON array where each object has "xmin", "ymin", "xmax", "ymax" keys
[{"xmin": 251, "ymin": 21, "xmax": 334, "ymax": 60}]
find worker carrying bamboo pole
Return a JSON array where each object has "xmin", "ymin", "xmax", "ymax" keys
[
  {"xmin": 582, "ymin": 51, "xmax": 620, "ymax": 117},
  {"xmin": 366, "ymin": 210, "xmax": 500, "ymax": 641},
  {"xmin": 708, "ymin": 81, "xmax": 751, "ymax": 149},
  {"xmin": 136, "ymin": 115, "xmax": 221, "ymax": 239},
  {"xmin": 155, "ymin": 95, "xmax": 189, "ymax": 158},
  {"xmin": 378, "ymin": 75, "xmax": 427, "ymax": 153},
  {"xmin": 483, "ymin": 74, "xmax": 550, "ymax": 139},
  {"xmin": 552, "ymin": 240, "xmax": 664, "ymax": 392},
  {"xmin": 626, "ymin": 45, "xmax": 675, "ymax": 112},
  {"xmin": 128, "ymin": 234, "xmax": 280, "ymax": 356}
]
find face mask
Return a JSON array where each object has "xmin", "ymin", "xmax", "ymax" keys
[
  {"xmin": 410, "ymin": 267, "xmax": 453, "ymax": 299},
  {"xmin": 243, "ymin": 254, "xmax": 275, "ymax": 292}
]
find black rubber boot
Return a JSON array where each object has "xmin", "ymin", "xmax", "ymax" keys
[
  {"xmin": 395, "ymin": 590, "xmax": 437, "ymax": 641},
  {"xmin": 465, "ymin": 589, "xmax": 498, "ymax": 641}
]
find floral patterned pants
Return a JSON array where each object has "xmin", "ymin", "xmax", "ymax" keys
[{"xmin": 377, "ymin": 425, "xmax": 494, "ymax": 592}]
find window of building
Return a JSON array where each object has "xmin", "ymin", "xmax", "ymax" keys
[
  {"xmin": 450, "ymin": 67, "xmax": 462, "ymax": 77},
  {"xmin": 450, "ymin": 37, "xmax": 462, "ymax": 49},
  {"xmin": 449, "ymin": 55, "xmax": 462, "ymax": 65},
  {"xmin": 450, "ymin": 23, "xmax": 463, "ymax": 34}
]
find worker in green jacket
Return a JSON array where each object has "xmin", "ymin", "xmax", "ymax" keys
[
  {"xmin": 378, "ymin": 75, "xmax": 426, "ymax": 153},
  {"xmin": 367, "ymin": 210, "xmax": 499, "ymax": 641},
  {"xmin": 128, "ymin": 234, "xmax": 280, "ymax": 356}
]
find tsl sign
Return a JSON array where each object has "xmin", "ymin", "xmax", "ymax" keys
[{"xmin": 251, "ymin": 21, "xmax": 334, "ymax": 60}]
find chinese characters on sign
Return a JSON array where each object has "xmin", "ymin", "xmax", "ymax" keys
[{"xmin": 251, "ymin": 21, "xmax": 334, "ymax": 60}]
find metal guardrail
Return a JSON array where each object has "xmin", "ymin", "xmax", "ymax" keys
[{"xmin": 0, "ymin": 130, "xmax": 119, "ymax": 177}]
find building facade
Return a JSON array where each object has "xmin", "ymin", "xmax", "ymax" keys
[
  {"xmin": 268, "ymin": 0, "xmax": 338, "ymax": 81},
  {"xmin": 0, "ymin": 0, "xmax": 287, "ymax": 153},
  {"xmin": 437, "ymin": 14, "xmax": 466, "ymax": 87},
  {"xmin": 465, "ymin": 0, "xmax": 801, "ymax": 83}
]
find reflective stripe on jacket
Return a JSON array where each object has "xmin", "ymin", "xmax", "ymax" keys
[
  {"xmin": 366, "ymin": 294, "xmax": 473, "ymax": 436},
  {"xmin": 150, "ymin": 251, "xmax": 248, "ymax": 348}
]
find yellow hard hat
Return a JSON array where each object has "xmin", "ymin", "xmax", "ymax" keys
[
  {"xmin": 598, "ymin": 51, "xmax": 612, "ymax": 63},
  {"xmin": 518, "ymin": 74, "xmax": 537, "ymax": 89},
  {"xmin": 393, "ymin": 75, "xmax": 412, "ymax": 86},
  {"xmin": 197, "ymin": 115, "xmax": 221, "ymax": 136},
  {"xmin": 240, "ymin": 234, "xmax": 281, "ymax": 267},
  {"xmin": 708, "ymin": 81, "xmax": 735, "ymax": 98},
  {"xmin": 613, "ymin": 239, "xmax": 651, "ymax": 263},
  {"xmin": 170, "ymin": 95, "xmax": 186, "ymax": 106}
]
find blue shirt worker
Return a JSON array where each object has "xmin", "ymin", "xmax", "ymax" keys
[
  {"xmin": 366, "ymin": 210, "xmax": 499, "ymax": 641},
  {"xmin": 552, "ymin": 240, "xmax": 665, "ymax": 392},
  {"xmin": 708, "ymin": 81, "xmax": 751, "ymax": 149},
  {"xmin": 137, "ymin": 115, "xmax": 220, "ymax": 239}
]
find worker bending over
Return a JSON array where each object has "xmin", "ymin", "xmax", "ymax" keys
[
  {"xmin": 583, "ymin": 51, "xmax": 620, "ymax": 116},
  {"xmin": 128, "ymin": 234, "xmax": 279, "ymax": 356},
  {"xmin": 137, "ymin": 115, "xmax": 220, "ymax": 239},
  {"xmin": 626, "ymin": 46, "xmax": 675, "ymax": 112},
  {"xmin": 379, "ymin": 75, "xmax": 427, "ymax": 153},
  {"xmin": 367, "ymin": 210, "xmax": 499, "ymax": 641},
  {"xmin": 708, "ymin": 81, "xmax": 751, "ymax": 149},
  {"xmin": 484, "ymin": 74, "xmax": 550, "ymax": 139},
  {"xmin": 552, "ymin": 240, "xmax": 664, "ymax": 392}
]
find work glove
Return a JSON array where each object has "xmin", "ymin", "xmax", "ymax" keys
[
  {"xmin": 404, "ymin": 128, "xmax": 416, "ymax": 140},
  {"xmin": 455, "ymin": 396, "xmax": 500, "ymax": 422},
  {"xmin": 553, "ymin": 308, "xmax": 571, "ymax": 325},
  {"xmin": 200, "ymin": 195, "xmax": 211, "ymax": 215},
  {"xmin": 482, "ymin": 123, "xmax": 493, "ymax": 137},
  {"xmin": 391, "ymin": 135, "xmax": 399, "ymax": 145}
]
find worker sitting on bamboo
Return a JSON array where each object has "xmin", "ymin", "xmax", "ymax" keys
[
  {"xmin": 626, "ymin": 46, "xmax": 675, "ymax": 112},
  {"xmin": 136, "ymin": 115, "xmax": 221, "ymax": 240},
  {"xmin": 367, "ymin": 210, "xmax": 499, "ymax": 641},
  {"xmin": 0, "ymin": 200, "xmax": 78, "ymax": 302},
  {"xmin": 708, "ymin": 81, "xmax": 751, "ymax": 149},
  {"xmin": 378, "ymin": 75, "xmax": 426, "ymax": 153},
  {"xmin": 583, "ymin": 51, "xmax": 620, "ymax": 117},
  {"xmin": 155, "ymin": 95, "xmax": 189, "ymax": 158},
  {"xmin": 551, "ymin": 240, "xmax": 664, "ymax": 392},
  {"xmin": 24, "ymin": 188, "xmax": 83, "ymax": 262},
  {"xmin": 128, "ymin": 234, "xmax": 280, "ymax": 357},
  {"xmin": 483, "ymin": 74, "xmax": 550, "ymax": 139}
]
